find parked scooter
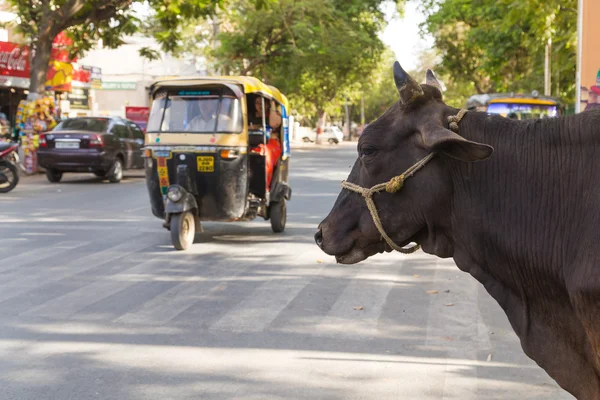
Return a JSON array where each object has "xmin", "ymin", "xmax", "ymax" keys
[{"xmin": 0, "ymin": 142, "xmax": 20, "ymax": 193}]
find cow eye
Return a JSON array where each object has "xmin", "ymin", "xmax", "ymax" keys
[{"xmin": 361, "ymin": 146, "xmax": 377, "ymax": 157}]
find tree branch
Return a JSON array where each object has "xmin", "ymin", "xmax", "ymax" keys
[
  {"xmin": 279, "ymin": 3, "xmax": 296, "ymax": 48},
  {"xmin": 54, "ymin": 0, "xmax": 88, "ymax": 22},
  {"xmin": 57, "ymin": 0, "xmax": 133, "ymax": 31}
]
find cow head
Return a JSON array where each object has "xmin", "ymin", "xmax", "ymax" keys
[{"xmin": 315, "ymin": 62, "xmax": 493, "ymax": 264}]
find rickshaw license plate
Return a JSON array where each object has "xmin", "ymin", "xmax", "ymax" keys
[{"xmin": 197, "ymin": 156, "xmax": 214, "ymax": 172}]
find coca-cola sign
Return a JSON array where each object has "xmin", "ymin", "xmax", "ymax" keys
[{"xmin": 0, "ymin": 42, "xmax": 30, "ymax": 78}]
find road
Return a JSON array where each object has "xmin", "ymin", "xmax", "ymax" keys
[{"xmin": 0, "ymin": 143, "xmax": 571, "ymax": 400}]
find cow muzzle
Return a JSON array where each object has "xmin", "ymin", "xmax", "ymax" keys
[{"xmin": 339, "ymin": 152, "xmax": 436, "ymax": 255}]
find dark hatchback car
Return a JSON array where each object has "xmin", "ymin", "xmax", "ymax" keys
[{"xmin": 38, "ymin": 117, "xmax": 145, "ymax": 183}]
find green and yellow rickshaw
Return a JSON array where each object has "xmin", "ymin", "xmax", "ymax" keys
[
  {"xmin": 466, "ymin": 92, "xmax": 563, "ymax": 119},
  {"xmin": 143, "ymin": 76, "xmax": 292, "ymax": 250}
]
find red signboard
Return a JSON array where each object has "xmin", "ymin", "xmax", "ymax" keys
[
  {"xmin": 0, "ymin": 32, "xmax": 76, "ymax": 81},
  {"xmin": 72, "ymin": 65, "xmax": 91, "ymax": 83},
  {"xmin": 126, "ymin": 106, "xmax": 150, "ymax": 132},
  {"xmin": 0, "ymin": 42, "xmax": 30, "ymax": 78}
]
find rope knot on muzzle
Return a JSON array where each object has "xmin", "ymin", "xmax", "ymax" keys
[{"xmin": 385, "ymin": 174, "xmax": 404, "ymax": 193}]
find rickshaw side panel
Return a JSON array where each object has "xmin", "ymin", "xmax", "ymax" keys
[
  {"xmin": 145, "ymin": 157, "xmax": 166, "ymax": 219},
  {"xmin": 270, "ymin": 158, "xmax": 291, "ymax": 202},
  {"xmin": 249, "ymin": 153, "xmax": 266, "ymax": 198}
]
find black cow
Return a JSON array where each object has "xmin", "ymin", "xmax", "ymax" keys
[{"xmin": 316, "ymin": 61, "xmax": 600, "ymax": 399}]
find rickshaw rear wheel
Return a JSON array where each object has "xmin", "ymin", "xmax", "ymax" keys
[
  {"xmin": 270, "ymin": 200, "xmax": 287, "ymax": 233},
  {"xmin": 170, "ymin": 211, "xmax": 195, "ymax": 250}
]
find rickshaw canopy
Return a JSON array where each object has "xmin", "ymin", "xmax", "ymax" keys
[
  {"xmin": 150, "ymin": 76, "xmax": 289, "ymax": 110},
  {"xmin": 466, "ymin": 92, "xmax": 561, "ymax": 110},
  {"xmin": 466, "ymin": 92, "xmax": 563, "ymax": 119}
]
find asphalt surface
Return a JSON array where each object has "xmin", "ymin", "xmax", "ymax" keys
[{"xmin": 0, "ymin": 142, "xmax": 571, "ymax": 399}]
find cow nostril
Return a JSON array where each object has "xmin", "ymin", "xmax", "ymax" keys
[{"xmin": 314, "ymin": 229, "xmax": 324, "ymax": 247}]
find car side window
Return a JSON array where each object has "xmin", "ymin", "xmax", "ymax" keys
[
  {"xmin": 111, "ymin": 122, "xmax": 129, "ymax": 139},
  {"xmin": 128, "ymin": 123, "xmax": 144, "ymax": 140}
]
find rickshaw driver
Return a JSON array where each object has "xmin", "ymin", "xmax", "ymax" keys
[
  {"xmin": 249, "ymin": 97, "xmax": 282, "ymax": 190},
  {"xmin": 186, "ymin": 98, "xmax": 232, "ymax": 132}
]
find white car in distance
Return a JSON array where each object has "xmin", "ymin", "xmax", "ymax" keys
[{"xmin": 302, "ymin": 126, "xmax": 344, "ymax": 144}]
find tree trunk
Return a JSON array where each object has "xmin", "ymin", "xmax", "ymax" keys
[
  {"xmin": 29, "ymin": 13, "xmax": 56, "ymax": 99},
  {"xmin": 29, "ymin": 36, "xmax": 54, "ymax": 98},
  {"xmin": 316, "ymin": 109, "xmax": 326, "ymax": 145}
]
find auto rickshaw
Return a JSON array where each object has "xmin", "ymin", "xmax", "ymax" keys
[
  {"xmin": 466, "ymin": 92, "xmax": 563, "ymax": 119},
  {"xmin": 143, "ymin": 76, "xmax": 292, "ymax": 250}
]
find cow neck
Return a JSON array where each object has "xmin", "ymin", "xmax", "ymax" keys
[{"xmin": 341, "ymin": 109, "xmax": 469, "ymax": 255}]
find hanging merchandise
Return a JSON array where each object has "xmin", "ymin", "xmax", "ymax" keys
[{"xmin": 15, "ymin": 96, "xmax": 58, "ymax": 174}]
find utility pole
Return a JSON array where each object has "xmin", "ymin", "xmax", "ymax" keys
[
  {"xmin": 211, "ymin": 6, "xmax": 221, "ymax": 76},
  {"xmin": 360, "ymin": 95, "xmax": 365, "ymax": 138},
  {"xmin": 344, "ymin": 96, "xmax": 350, "ymax": 141},
  {"xmin": 544, "ymin": 37, "xmax": 552, "ymax": 96}
]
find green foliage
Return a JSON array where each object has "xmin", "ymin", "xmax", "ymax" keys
[
  {"xmin": 5, "ymin": 0, "xmax": 220, "ymax": 93},
  {"xmin": 348, "ymin": 50, "xmax": 398, "ymax": 124},
  {"xmin": 143, "ymin": 0, "xmax": 222, "ymax": 56},
  {"xmin": 7, "ymin": 0, "xmax": 138, "ymax": 54},
  {"xmin": 420, "ymin": 0, "xmax": 577, "ymax": 105},
  {"xmin": 211, "ymin": 0, "xmax": 403, "ymax": 122}
]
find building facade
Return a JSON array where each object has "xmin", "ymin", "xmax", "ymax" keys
[{"xmin": 79, "ymin": 35, "xmax": 198, "ymax": 117}]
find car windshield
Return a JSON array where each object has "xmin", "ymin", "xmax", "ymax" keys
[
  {"xmin": 54, "ymin": 118, "xmax": 109, "ymax": 132},
  {"xmin": 486, "ymin": 103, "xmax": 558, "ymax": 119},
  {"xmin": 147, "ymin": 89, "xmax": 243, "ymax": 133}
]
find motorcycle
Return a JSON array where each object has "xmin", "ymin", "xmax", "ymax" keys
[{"xmin": 0, "ymin": 142, "xmax": 20, "ymax": 193}]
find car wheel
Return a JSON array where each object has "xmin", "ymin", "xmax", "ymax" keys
[
  {"xmin": 0, "ymin": 161, "xmax": 19, "ymax": 193},
  {"xmin": 302, "ymin": 137, "xmax": 310, "ymax": 143},
  {"xmin": 170, "ymin": 211, "xmax": 195, "ymax": 250},
  {"xmin": 270, "ymin": 200, "xmax": 287, "ymax": 233},
  {"xmin": 93, "ymin": 170, "xmax": 106, "ymax": 178},
  {"xmin": 328, "ymin": 138, "xmax": 336, "ymax": 144},
  {"xmin": 45, "ymin": 169, "xmax": 63, "ymax": 183},
  {"xmin": 107, "ymin": 158, "xmax": 123, "ymax": 183}
]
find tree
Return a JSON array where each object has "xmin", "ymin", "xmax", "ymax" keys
[
  {"xmin": 5, "ymin": 0, "xmax": 221, "ymax": 96},
  {"xmin": 420, "ymin": 0, "xmax": 577, "ymax": 104},
  {"xmin": 211, "ymin": 0, "xmax": 404, "ymax": 126}
]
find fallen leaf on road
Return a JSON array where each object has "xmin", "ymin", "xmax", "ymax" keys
[
  {"xmin": 317, "ymin": 260, "xmax": 324, "ymax": 263},
  {"xmin": 445, "ymin": 303, "xmax": 454, "ymax": 307},
  {"xmin": 426, "ymin": 290, "xmax": 439, "ymax": 295},
  {"xmin": 487, "ymin": 354, "xmax": 493, "ymax": 362},
  {"xmin": 444, "ymin": 289, "xmax": 451, "ymax": 293},
  {"xmin": 412, "ymin": 274, "xmax": 421, "ymax": 278},
  {"xmin": 440, "ymin": 336, "xmax": 454, "ymax": 341},
  {"xmin": 353, "ymin": 306, "xmax": 364, "ymax": 311}
]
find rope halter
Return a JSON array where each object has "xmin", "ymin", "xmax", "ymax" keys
[{"xmin": 340, "ymin": 109, "xmax": 467, "ymax": 255}]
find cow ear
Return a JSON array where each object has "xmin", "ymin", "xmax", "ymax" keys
[
  {"xmin": 394, "ymin": 61, "xmax": 424, "ymax": 105},
  {"xmin": 422, "ymin": 127, "xmax": 493, "ymax": 162}
]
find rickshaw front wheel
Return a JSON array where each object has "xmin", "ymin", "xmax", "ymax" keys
[
  {"xmin": 270, "ymin": 200, "xmax": 287, "ymax": 233},
  {"xmin": 170, "ymin": 211, "xmax": 195, "ymax": 250}
]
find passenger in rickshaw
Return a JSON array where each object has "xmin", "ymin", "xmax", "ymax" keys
[
  {"xmin": 249, "ymin": 96, "xmax": 282, "ymax": 190},
  {"xmin": 186, "ymin": 98, "xmax": 233, "ymax": 132}
]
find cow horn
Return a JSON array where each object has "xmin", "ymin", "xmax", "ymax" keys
[
  {"xmin": 393, "ymin": 61, "xmax": 424, "ymax": 105},
  {"xmin": 426, "ymin": 69, "xmax": 443, "ymax": 92}
]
